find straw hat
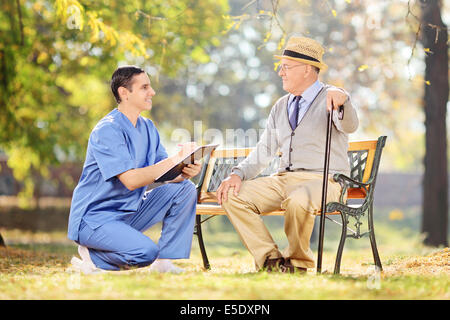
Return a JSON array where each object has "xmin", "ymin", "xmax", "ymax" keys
[{"xmin": 274, "ymin": 36, "xmax": 328, "ymax": 71}]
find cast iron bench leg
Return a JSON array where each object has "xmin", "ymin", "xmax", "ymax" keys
[
  {"xmin": 0, "ymin": 232, "xmax": 5, "ymax": 247},
  {"xmin": 368, "ymin": 203, "xmax": 383, "ymax": 271},
  {"xmin": 334, "ymin": 212, "xmax": 347, "ymax": 275},
  {"xmin": 195, "ymin": 215, "xmax": 211, "ymax": 270}
]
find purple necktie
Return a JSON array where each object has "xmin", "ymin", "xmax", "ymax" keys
[{"xmin": 289, "ymin": 96, "xmax": 301, "ymax": 130}]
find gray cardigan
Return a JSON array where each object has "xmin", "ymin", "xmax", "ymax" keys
[{"xmin": 232, "ymin": 84, "xmax": 359, "ymax": 180}]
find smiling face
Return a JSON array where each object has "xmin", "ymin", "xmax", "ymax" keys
[
  {"xmin": 119, "ymin": 72, "xmax": 156, "ymax": 112},
  {"xmin": 278, "ymin": 58, "xmax": 318, "ymax": 96}
]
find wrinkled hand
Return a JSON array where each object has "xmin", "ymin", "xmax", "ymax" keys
[
  {"xmin": 216, "ymin": 174, "xmax": 242, "ymax": 205},
  {"xmin": 326, "ymin": 88, "xmax": 348, "ymax": 112},
  {"xmin": 181, "ymin": 160, "xmax": 202, "ymax": 179}
]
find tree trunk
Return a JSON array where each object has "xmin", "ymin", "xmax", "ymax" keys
[{"xmin": 420, "ymin": 0, "xmax": 449, "ymax": 247}]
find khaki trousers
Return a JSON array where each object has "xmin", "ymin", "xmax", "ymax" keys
[{"xmin": 221, "ymin": 171, "xmax": 342, "ymax": 270}]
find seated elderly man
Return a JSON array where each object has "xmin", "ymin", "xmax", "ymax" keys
[{"xmin": 217, "ymin": 36, "xmax": 359, "ymax": 274}]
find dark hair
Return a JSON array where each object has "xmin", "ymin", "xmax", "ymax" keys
[{"xmin": 111, "ymin": 65, "xmax": 145, "ymax": 103}]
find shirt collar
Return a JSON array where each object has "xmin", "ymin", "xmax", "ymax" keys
[{"xmin": 289, "ymin": 80, "xmax": 324, "ymax": 105}]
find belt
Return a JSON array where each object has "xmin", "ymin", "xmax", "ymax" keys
[{"xmin": 284, "ymin": 167, "xmax": 310, "ymax": 172}]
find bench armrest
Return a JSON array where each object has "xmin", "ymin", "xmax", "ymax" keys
[
  {"xmin": 332, "ymin": 173, "xmax": 370, "ymax": 188},
  {"xmin": 332, "ymin": 173, "xmax": 372, "ymax": 205},
  {"xmin": 193, "ymin": 154, "xmax": 212, "ymax": 191}
]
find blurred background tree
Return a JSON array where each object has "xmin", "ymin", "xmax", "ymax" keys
[{"xmin": 418, "ymin": 0, "xmax": 448, "ymax": 247}]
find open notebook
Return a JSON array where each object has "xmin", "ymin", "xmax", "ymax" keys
[{"xmin": 147, "ymin": 144, "xmax": 219, "ymax": 189}]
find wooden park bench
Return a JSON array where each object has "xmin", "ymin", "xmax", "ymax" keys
[{"xmin": 193, "ymin": 136, "xmax": 387, "ymax": 274}]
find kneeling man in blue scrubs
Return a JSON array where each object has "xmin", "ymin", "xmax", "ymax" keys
[{"xmin": 68, "ymin": 65, "xmax": 201, "ymax": 274}]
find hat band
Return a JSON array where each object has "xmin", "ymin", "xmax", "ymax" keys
[{"xmin": 282, "ymin": 50, "xmax": 320, "ymax": 63}]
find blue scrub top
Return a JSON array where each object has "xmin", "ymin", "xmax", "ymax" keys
[{"xmin": 67, "ymin": 108, "xmax": 168, "ymax": 241}]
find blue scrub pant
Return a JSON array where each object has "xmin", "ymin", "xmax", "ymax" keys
[{"xmin": 77, "ymin": 180, "xmax": 197, "ymax": 271}]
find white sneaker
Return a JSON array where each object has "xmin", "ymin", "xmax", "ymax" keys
[
  {"xmin": 70, "ymin": 246, "xmax": 102, "ymax": 274},
  {"xmin": 78, "ymin": 245, "xmax": 96, "ymax": 268},
  {"xmin": 149, "ymin": 259, "xmax": 184, "ymax": 274}
]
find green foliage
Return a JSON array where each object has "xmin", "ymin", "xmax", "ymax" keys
[{"xmin": 0, "ymin": 0, "xmax": 228, "ymax": 206}]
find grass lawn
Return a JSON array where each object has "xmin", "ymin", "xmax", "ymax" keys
[{"xmin": 0, "ymin": 212, "xmax": 449, "ymax": 300}]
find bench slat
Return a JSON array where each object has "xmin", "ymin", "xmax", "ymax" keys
[
  {"xmin": 198, "ymin": 187, "xmax": 367, "ymax": 205},
  {"xmin": 197, "ymin": 204, "xmax": 341, "ymax": 216},
  {"xmin": 196, "ymin": 204, "xmax": 284, "ymax": 216}
]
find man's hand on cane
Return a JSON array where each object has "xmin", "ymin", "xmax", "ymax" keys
[{"xmin": 326, "ymin": 88, "xmax": 348, "ymax": 112}]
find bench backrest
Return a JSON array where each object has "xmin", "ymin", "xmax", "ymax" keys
[{"xmin": 196, "ymin": 136, "xmax": 387, "ymax": 203}]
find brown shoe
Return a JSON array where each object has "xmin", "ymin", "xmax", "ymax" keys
[
  {"xmin": 282, "ymin": 259, "xmax": 307, "ymax": 274},
  {"xmin": 262, "ymin": 257, "xmax": 285, "ymax": 272}
]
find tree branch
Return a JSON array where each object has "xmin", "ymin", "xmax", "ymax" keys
[{"xmin": 15, "ymin": 0, "xmax": 24, "ymax": 46}]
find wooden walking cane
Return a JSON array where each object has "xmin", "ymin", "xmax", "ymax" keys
[{"xmin": 317, "ymin": 107, "xmax": 334, "ymax": 274}]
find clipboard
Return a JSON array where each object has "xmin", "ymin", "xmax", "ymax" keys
[{"xmin": 153, "ymin": 144, "xmax": 219, "ymax": 183}]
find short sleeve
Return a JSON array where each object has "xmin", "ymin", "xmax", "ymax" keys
[
  {"xmin": 90, "ymin": 124, "xmax": 136, "ymax": 181},
  {"xmin": 155, "ymin": 141, "xmax": 168, "ymax": 163}
]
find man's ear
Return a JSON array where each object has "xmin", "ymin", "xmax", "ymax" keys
[
  {"xmin": 118, "ymin": 86, "xmax": 128, "ymax": 101},
  {"xmin": 303, "ymin": 64, "xmax": 311, "ymax": 78}
]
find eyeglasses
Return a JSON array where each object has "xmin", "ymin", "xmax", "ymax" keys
[{"xmin": 277, "ymin": 64, "xmax": 306, "ymax": 72}]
